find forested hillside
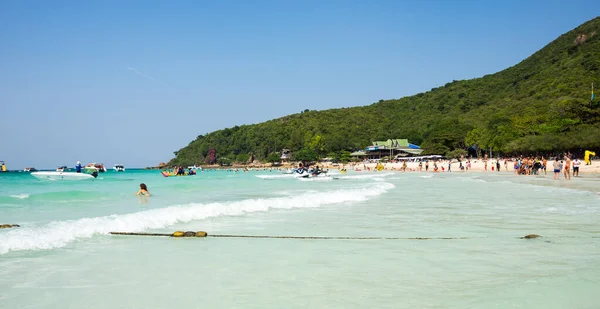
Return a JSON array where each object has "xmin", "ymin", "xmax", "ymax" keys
[{"xmin": 170, "ymin": 17, "xmax": 600, "ymax": 166}]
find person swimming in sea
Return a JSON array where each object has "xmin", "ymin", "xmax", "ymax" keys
[{"xmin": 137, "ymin": 183, "xmax": 150, "ymax": 196}]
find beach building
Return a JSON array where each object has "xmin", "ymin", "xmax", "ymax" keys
[
  {"xmin": 350, "ymin": 150, "xmax": 367, "ymax": 159},
  {"xmin": 280, "ymin": 149, "xmax": 292, "ymax": 162},
  {"xmin": 352, "ymin": 139, "xmax": 422, "ymax": 160}
]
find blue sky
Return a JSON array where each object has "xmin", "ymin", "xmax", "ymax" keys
[{"xmin": 0, "ymin": 0, "xmax": 597, "ymax": 169}]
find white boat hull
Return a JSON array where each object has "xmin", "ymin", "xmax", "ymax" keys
[{"xmin": 31, "ymin": 171, "xmax": 96, "ymax": 180}]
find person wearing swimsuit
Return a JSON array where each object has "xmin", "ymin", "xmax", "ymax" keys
[
  {"xmin": 552, "ymin": 158, "xmax": 561, "ymax": 180},
  {"xmin": 137, "ymin": 183, "xmax": 151, "ymax": 196},
  {"xmin": 563, "ymin": 156, "xmax": 571, "ymax": 180}
]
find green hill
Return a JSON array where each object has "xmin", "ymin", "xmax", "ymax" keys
[{"xmin": 169, "ymin": 17, "xmax": 600, "ymax": 166}]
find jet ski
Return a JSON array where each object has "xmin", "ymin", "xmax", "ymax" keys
[{"xmin": 293, "ymin": 167, "xmax": 329, "ymax": 178}]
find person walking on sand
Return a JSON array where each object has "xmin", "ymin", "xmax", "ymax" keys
[
  {"xmin": 563, "ymin": 155, "xmax": 571, "ymax": 180},
  {"xmin": 553, "ymin": 158, "xmax": 561, "ymax": 180}
]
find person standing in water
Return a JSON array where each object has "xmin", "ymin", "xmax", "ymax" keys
[
  {"xmin": 573, "ymin": 158, "xmax": 581, "ymax": 177},
  {"xmin": 542, "ymin": 157, "xmax": 547, "ymax": 176},
  {"xmin": 563, "ymin": 155, "xmax": 571, "ymax": 180},
  {"xmin": 137, "ymin": 183, "xmax": 150, "ymax": 196},
  {"xmin": 553, "ymin": 158, "xmax": 561, "ymax": 180}
]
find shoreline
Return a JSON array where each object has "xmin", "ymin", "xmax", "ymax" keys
[{"xmin": 153, "ymin": 160, "xmax": 600, "ymax": 174}]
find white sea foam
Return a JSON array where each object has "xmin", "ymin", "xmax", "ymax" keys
[
  {"xmin": 9, "ymin": 194, "xmax": 30, "ymax": 199},
  {"xmin": 337, "ymin": 172, "xmax": 394, "ymax": 180},
  {"xmin": 0, "ymin": 182, "xmax": 395, "ymax": 255},
  {"xmin": 296, "ymin": 176, "xmax": 333, "ymax": 182},
  {"xmin": 255, "ymin": 174, "xmax": 295, "ymax": 179}
]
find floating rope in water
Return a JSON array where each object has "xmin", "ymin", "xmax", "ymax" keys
[
  {"xmin": 208, "ymin": 234, "xmax": 469, "ymax": 240},
  {"xmin": 110, "ymin": 231, "xmax": 207, "ymax": 237},
  {"xmin": 109, "ymin": 231, "xmax": 545, "ymax": 240}
]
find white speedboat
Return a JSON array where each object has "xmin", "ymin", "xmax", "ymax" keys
[
  {"xmin": 114, "ymin": 165, "xmax": 125, "ymax": 172},
  {"xmin": 31, "ymin": 171, "xmax": 97, "ymax": 180}
]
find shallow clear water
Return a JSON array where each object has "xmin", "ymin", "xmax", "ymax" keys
[{"xmin": 1, "ymin": 169, "xmax": 599, "ymax": 308}]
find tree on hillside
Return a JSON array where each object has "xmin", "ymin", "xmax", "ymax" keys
[
  {"xmin": 206, "ymin": 148, "xmax": 216, "ymax": 164},
  {"xmin": 266, "ymin": 152, "xmax": 281, "ymax": 164},
  {"xmin": 294, "ymin": 149, "xmax": 318, "ymax": 162},
  {"xmin": 235, "ymin": 153, "xmax": 250, "ymax": 164},
  {"xmin": 307, "ymin": 134, "xmax": 326, "ymax": 156}
]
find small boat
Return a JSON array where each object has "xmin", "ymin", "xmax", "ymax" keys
[
  {"xmin": 56, "ymin": 166, "xmax": 68, "ymax": 172},
  {"xmin": 161, "ymin": 170, "xmax": 196, "ymax": 177},
  {"xmin": 85, "ymin": 163, "xmax": 107, "ymax": 172},
  {"xmin": 23, "ymin": 167, "xmax": 37, "ymax": 172},
  {"xmin": 31, "ymin": 171, "xmax": 98, "ymax": 180},
  {"xmin": 114, "ymin": 165, "xmax": 125, "ymax": 172},
  {"xmin": 0, "ymin": 161, "xmax": 6, "ymax": 172}
]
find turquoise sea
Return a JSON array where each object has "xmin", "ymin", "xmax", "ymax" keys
[{"xmin": 1, "ymin": 169, "xmax": 599, "ymax": 308}]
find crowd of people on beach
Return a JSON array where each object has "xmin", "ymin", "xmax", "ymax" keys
[
  {"xmin": 509, "ymin": 155, "xmax": 583, "ymax": 180},
  {"xmin": 346, "ymin": 153, "xmax": 590, "ymax": 180}
]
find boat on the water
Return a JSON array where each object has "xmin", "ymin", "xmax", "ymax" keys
[
  {"xmin": 23, "ymin": 167, "xmax": 37, "ymax": 172},
  {"xmin": 31, "ymin": 171, "xmax": 98, "ymax": 180},
  {"xmin": 0, "ymin": 161, "xmax": 6, "ymax": 172},
  {"xmin": 85, "ymin": 163, "xmax": 107, "ymax": 172},
  {"xmin": 114, "ymin": 165, "xmax": 125, "ymax": 172},
  {"xmin": 56, "ymin": 166, "xmax": 68, "ymax": 172},
  {"xmin": 161, "ymin": 169, "xmax": 196, "ymax": 177}
]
